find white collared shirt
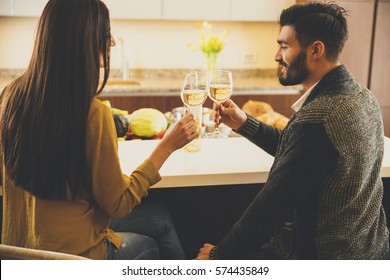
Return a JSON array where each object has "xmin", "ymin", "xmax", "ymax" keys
[{"xmin": 291, "ymin": 82, "xmax": 319, "ymax": 112}]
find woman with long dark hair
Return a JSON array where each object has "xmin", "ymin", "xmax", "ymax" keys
[{"xmin": 0, "ymin": 0, "xmax": 197, "ymax": 259}]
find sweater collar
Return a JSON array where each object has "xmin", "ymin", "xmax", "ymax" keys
[
  {"xmin": 291, "ymin": 81, "xmax": 318, "ymax": 112},
  {"xmin": 300, "ymin": 64, "xmax": 353, "ymax": 109}
]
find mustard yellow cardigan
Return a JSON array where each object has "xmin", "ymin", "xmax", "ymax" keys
[{"xmin": 2, "ymin": 98, "xmax": 161, "ymax": 259}]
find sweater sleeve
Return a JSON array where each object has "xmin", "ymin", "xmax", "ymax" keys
[
  {"xmin": 86, "ymin": 99, "xmax": 161, "ymax": 218},
  {"xmin": 236, "ymin": 114, "xmax": 282, "ymax": 156},
  {"xmin": 215, "ymin": 122, "xmax": 338, "ymax": 259}
]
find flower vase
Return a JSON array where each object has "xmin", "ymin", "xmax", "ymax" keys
[{"xmin": 205, "ymin": 52, "xmax": 218, "ymax": 72}]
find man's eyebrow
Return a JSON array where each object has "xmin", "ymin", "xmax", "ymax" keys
[{"xmin": 277, "ymin": 39, "xmax": 289, "ymax": 45}]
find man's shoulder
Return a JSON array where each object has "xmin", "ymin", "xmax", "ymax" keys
[{"xmin": 298, "ymin": 83, "xmax": 376, "ymax": 120}]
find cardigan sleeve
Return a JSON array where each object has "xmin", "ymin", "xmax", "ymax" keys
[
  {"xmin": 215, "ymin": 122, "xmax": 338, "ymax": 259},
  {"xmin": 86, "ymin": 99, "xmax": 161, "ymax": 218},
  {"xmin": 236, "ymin": 114, "xmax": 282, "ymax": 157}
]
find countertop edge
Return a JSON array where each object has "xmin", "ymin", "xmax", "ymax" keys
[{"xmin": 99, "ymin": 88, "xmax": 302, "ymax": 97}]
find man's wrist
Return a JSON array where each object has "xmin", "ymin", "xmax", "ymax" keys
[{"xmin": 235, "ymin": 113, "xmax": 259, "ymax": 138}]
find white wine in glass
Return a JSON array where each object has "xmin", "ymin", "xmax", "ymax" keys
[
  {"xmin": 181, "ymin": 89, "xmax": 208, "ymax": 107},
  {"xmin": 208, "ymin": 70, "xmax": 233, "ymax": 138},
  {"xmin": 180, "ymin": 71, "xmax": 210, "ymax": 107},
  {"xmin": 180, "ymin": 71, "xmax": 210, "ymax": 151},
  {"xmin": 209, "ymin": 84, "xmax": 232, "ymax": 102}
]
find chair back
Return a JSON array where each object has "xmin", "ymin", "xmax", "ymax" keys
[{"xmin": 0, "ymin": 244, "xmax": 89, "ymax": 260}]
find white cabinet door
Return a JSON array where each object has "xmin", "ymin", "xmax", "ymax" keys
[
  {"xmin": 0, "ymin": 0, "xmax": 13, "ymax": 16},
  {"xmin": 14, "ymin": 0, "xmax": 48, "ymax": 17},
  {"xmin": 231, "ymin": 0, "xmax": 291, "ymax": 21},
  {"xmin": 105, "ymin": 0, "xmax": 162, "ymax": 20},
  {"xmin": 163, "ymin": 0, "xmax": 230, "ymax": 21}
]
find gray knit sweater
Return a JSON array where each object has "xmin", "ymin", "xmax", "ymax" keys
[{"xmin": 214, "ymin": 65, "xmax": 389, "ymax": 259}]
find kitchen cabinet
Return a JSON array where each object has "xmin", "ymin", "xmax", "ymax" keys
[
  {"xmin": 97, "ymin": 95, "xmax": 183, "ymax": 115},
  {"xmin": 336, "ymin": 0, "xmax": 375, "ymax": 87},
  {"xmin": 0, "ymin": 0, "xmax": 13, "ymax": 16},
  {"xmin": 3, "ymin": 0, "xmax": 163, "ymax": 20},
  {"xmin": 370, "ymin": 0, "xmax": 390, "ymax": 136},
  {"xmin": 13, "ymin": 0, "xmax": 47, "ymax": 17},
  {"xmin": 1, "ymin": 0, "xmax": 292, "ymax": 22},
  {"xmin": 97, "ymin": 93, "xmax": 301, "ymax": 118},
  {"xmin": 231, "ymin": 0, "xmax": 291, "ymax": 21},
  {"xmin": 163, "ymin": 0, "xmax": 291, "ymax": 22},
  {"xmin": 162, "ymin": 0, "xmax": 230, "ymax": 21},
  {"xmin": 105, "ymin": 0, "xmax": 162, "ymax": 20}
]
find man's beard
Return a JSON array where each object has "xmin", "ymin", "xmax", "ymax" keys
[{"xmin": 279, "ymin": 51, "xmax": 308, "ymax": 86}]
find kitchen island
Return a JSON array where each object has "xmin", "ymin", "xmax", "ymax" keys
[
  {"xmin": 0, "ymin": 136, "xmax": 389, "ymax": 258},
  {"xmin": 119, "ymin": 136, "xmax": 390, "ymax": 188},
  {"xmin": 119, "ymin": 136, "xmax": 390, "ymax": 258}
]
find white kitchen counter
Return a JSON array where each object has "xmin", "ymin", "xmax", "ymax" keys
[
  {"xmin": 118, "ymin": 136, "xmax": 390, "ymax": 189},
  {"xmin": 0, "ymin": 137, "xmax": 389, "ymax": 196}
]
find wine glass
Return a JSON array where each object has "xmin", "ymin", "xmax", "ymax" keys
[
  {"xmin": 208, "ymin": 69, "xmax": 233, "ymax": 138},
  {"xmin": 181, "ymin": 71, "xmax": 209, "ymax": 108},
  {"xmin": 180, "ymin": 71, "xmax": 210, "ymax": 152}
]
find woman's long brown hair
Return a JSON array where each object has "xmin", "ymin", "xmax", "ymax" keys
[{"xmin": 0, "ymin": 0, "xmax": 111, "ymax": 200}]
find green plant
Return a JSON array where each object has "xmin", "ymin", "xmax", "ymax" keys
[{"xmin": 187, "ymin": 21, "xmax": 229, "ymax": 71}]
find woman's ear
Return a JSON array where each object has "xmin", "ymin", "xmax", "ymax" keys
[{"xmin": 110, "ymin": 34, "xmax": 117, "ymax": 47}]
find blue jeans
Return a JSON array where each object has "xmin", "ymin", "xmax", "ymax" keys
[
  {"xmin": 109, "ymin": 199, "xmax": 186, "ymax": 260},
  {"xmin": 105, "ymin": 232, "xmax": 160, "ymax": 260}
]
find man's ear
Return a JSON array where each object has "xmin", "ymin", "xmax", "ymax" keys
[{"xmin": 311, "ymin": 41, "xmax": 325, "ymax": 58}]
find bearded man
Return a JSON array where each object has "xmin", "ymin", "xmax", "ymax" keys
[{"xmin": 196, "ymin": 2, "xmax": 389, "ymax": 260}]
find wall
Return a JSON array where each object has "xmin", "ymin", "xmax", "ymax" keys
[{"xmin": 0, "ymin": 17, "xmax": 280, "ymax": 70}]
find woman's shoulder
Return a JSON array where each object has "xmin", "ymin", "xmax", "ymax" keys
[
  {"xmin": 90, "ymin": 98, "xmax": 105, "ymax": 110},
  {"xmin": 87, "ymin": 98, "xmax": 116, "ymax": 136},
  {"xmin": 88, "ymin": 98, "xmax": 110, "ymax": 119}
]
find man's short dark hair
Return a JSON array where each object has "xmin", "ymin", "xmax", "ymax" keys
[{"xmin": 279, "ymin": 1, "xmax": 348, "ymax": 61}]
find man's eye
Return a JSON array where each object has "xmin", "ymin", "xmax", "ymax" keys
[{"xmin": 281, "ymin": 46, "xmax": 287, "ymax": 50}]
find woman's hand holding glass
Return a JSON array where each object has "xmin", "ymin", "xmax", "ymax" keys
[
  {"xmin": 161, "ymin": 113, "xmax": 198, "ymax": 152},
  {"xmin": 150, "ymin": 112, "xmax": 198, "ymax": 170}
]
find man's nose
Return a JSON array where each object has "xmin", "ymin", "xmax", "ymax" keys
[{"xmin": 275, "ymin": 48, "xmax": 282, "ymax": 62}]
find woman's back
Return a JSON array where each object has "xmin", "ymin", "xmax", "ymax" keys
[{"xmin": 2, "ymin": 99, "xmax": 162, "ymax": 259}]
